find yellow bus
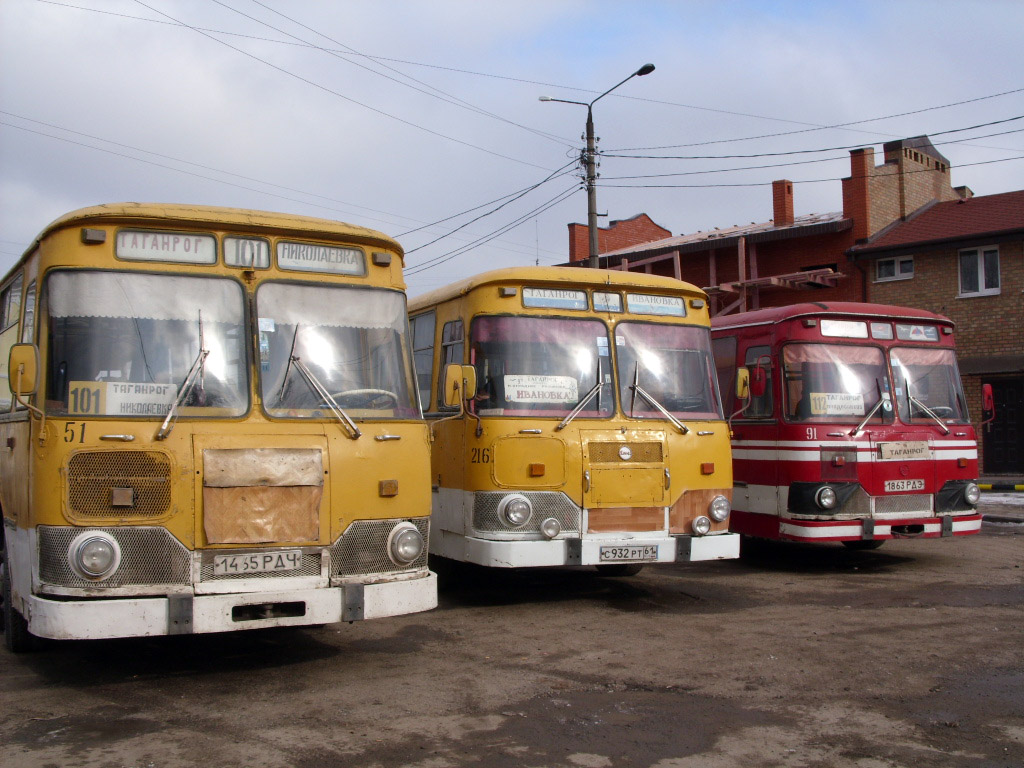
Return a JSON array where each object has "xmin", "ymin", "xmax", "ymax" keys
[
  {"xmin": 409, "ymin": 267, "xmax": 739, "ymax": 573},
  {"xmin": 1, "ymin": 203, "xmax": 435, "ymax": 652}
]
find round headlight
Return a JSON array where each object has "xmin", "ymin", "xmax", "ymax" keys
[
  {"xmin": 964, "ymin": 482, "xmax": 981, "ymax": 506},
  {"xmin": 708, "ymin": 495, "xmax": 731, "ymax": 522},
  {"xmin": 498, "ymin": 494, "xmax": 533, "ymax": 528},
  {"xmin": 692, "ymin": 516, "xmax": 712, "ymax": 536},
  {"xmin": 540, "ymin": 517, "xmax": 561, "ymax": 539},
  {"xmin": 68, "ymin": 531, "xmax": 121, "ymax": 580},
  {"xmin": 388, "ymin": 523, "xmax": 425, "ymax": 565},
  {"xmin": 815, "ymin": 486, "xmax": 838, "ymax": 510}
]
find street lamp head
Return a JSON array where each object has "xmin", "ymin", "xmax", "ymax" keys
[
  {"xmin": 636, "ymin": 63, "xmax": 656, "ymax": 77},
  {"xmin": 538, "ymin": 96, "xmax": 553, "ymax": 102}
]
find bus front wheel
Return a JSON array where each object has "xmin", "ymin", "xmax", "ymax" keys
[{"xmin": 2, "ymin": 550, "xmax": 40, "ymax": 653}]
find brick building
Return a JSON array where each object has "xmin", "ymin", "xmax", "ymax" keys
[
  {"xmin": 850, "ymin": 189, "xmax": 1024, "ymax": 476},
  {"xmin": 567, "ymin": 213, "xmax": 670, "ymax": 263},
  {"xmin": 560, "ymin": 135, "xmax": 1022, "ymax": 475},
  {"xmin": 571, "ymin": 136, "xmax": 971, "ymax": 315}
]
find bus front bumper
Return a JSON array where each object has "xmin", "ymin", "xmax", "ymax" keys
[
  {"xmin": 22, "ymin": 573, "xmax": 438, "ymax": 640},
  {"xmin": 460, "ymin": 532, "xmax": 740, "ymax": 569}
]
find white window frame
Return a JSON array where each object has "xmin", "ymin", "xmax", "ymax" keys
[
  {"xmin": 875, "ymin": 256, "xmax": 914, "ymax": 282},
  {"xmin": 958, "ymin": 246, "xmax": 1000, "ymax": 297}
]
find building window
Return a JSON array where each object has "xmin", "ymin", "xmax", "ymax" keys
[
  {"xmin": 958, "ymin": 247, "xmax": 1000, "ymax": 297},
  {"xmin": 875, "ymin": 256, "xmax": 914, "ymax": 282}
]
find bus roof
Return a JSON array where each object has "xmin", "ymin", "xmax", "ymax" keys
[
  {"xmin": 711, "ymin": 302, "xmax": 954, "ymax": 330},
  {"xmin": 15, "ymin": 202, "xmax": 404, "ymax": 267},
  {"xmin": 409, "ymin": 266, "xmax": 704, "ymax": 312}
]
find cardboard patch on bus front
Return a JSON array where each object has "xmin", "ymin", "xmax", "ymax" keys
[
  {"xmin": 203, "ymin": 485, "xmax": 321, "ymax": 544},
  {"xmin": 202, "ymin": 448, "xmax": 323, "ymax": 544}
]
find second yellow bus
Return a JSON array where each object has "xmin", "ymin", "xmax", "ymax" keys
[{"xmin": 409, "ymin": 267, "xmax": 739, "ymax": 573}]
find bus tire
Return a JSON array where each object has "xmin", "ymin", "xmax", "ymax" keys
[
  {"xmin": 596, "ymin": 564, "xmax": 644, "ymax": 577},
  {"xmin": 842, "ymin": 540, "xmax": 885, "ymax": 551},
  {"xmin": 2, "ymin": 551, "xmax": 40, "ymax": 653}
]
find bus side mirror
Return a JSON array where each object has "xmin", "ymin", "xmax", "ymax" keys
[
  {"xmin": 981, "ymin": 382, "xmax": 995, "ymax": 425},
  {"xmin": 442, "ymin": 364, "xmax": 477, "ymax": 408},
  {"xmin": 735, "ymin": 368, "xmax": 750, "ymax": 400},
  {"xmin": 8, "ymin": 343, "xmax": 39, "ymax": 396},
  {"xmin": 750, "ymin": 366, "xmax": 767, "ymax": 398}
]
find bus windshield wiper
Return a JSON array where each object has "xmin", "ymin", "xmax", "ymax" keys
[
  {"xmin": 555, "ymin": 357, "xmax": 603, "ymax": 431},
  {"xmin": 850, "ymin": 378, "xmax": 892, "ymax": 436},
  {"xmin": 905, "ymin": 387, "xmax": 951, "ymax": 435},
  {"xmin": 290, "ymin": 356, "xmax": 362, "ymax": 440},
  {"xmin": 274, "ymin": 323, "xmax": 301, "ymax": 407},
  {"xmin": 156, "ymin": 314, "xmax": 209, "ymax": 440},
  {"xmin": 630, "ymin": 363, "xmax": 689, "ymax": 434}
]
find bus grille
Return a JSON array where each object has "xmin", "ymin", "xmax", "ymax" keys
[
  {"xmin": 67, "ymin": 451, "xmax": 172, "ymax": 519},
  {"xmin": 588, "ymin": 441, "xmax": 663, "ymax": 463},
  {"xmin": 872, "ymin": 494, "xmax": 934, "ymax": 518},
  {"xmin": 473, "ymin": 491, "xmax": 582, "ymax": 534},
  {"xmin": 37, "ymin": 526, "xmax": 190, "ymax": 588},
  {"xmin": 329, "ymin": 518, "xmax": 430, "ymax": 576}
]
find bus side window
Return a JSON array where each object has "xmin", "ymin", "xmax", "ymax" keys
[
  {"xmin": 742, "ymin": 346, "xmax": 773, "ymax": 419},
  {"xmin": 0, "ymin": 272, "xmax": 25, "ymax": 412},
  {"xmin": 410, "ymin": 311, "xmax": 435, "ymax": 411},
  {"xmin": 711, "ymin": 336, "xmax": 737, "ymax": 415},
  {"xmin": 436, "ymin": 319, "xmax": 463, "ymax": 411}
]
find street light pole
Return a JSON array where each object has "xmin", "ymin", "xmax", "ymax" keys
[{"xmin": 541, "ymin": 63, "xmax": 655, "ymax": 269}]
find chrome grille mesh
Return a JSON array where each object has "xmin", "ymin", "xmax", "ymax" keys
[
  {"xmin": 872, "ymin": 493, "xmax": 934, "ymax": 518},
  {"xmin": 588, "ymin": 441, "xmax": 663, "ymax": 463},
  {"xmin": 199, "ymin": 551, "xmax": 323, "ymax": 581},
  {"xmin": 67, "ymin": 451, "xmax": 172, "ymax": 519},
  {"xmin": 472, "ymin": 491, "xmax": 581, "ymax": 534},
  {"xmin": 38, "ymin": 526, "xmax": 190, "ymax": 588},
  {"xmin": 330, "ymin": 518, "xmax": 429, "ymax": 576}
]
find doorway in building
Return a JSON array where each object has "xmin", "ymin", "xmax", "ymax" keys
[{"xmin": 982, "ymin": 376, "xmax": 1024, "ymax": 474}]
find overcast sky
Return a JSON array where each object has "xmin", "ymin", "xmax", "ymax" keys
[{"xmin": 2, "ymin": 0, "xmax": 1022, "ymax": 295}]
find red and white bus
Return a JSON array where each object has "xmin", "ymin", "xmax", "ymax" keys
[{"xmin": 711, "ymin": 303, "xmax": 983, "ymax": 548}]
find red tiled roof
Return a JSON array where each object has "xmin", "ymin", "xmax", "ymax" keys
[{"xmin": 852, "ymin": 189, "xmax": 1024, "ymax": 253}]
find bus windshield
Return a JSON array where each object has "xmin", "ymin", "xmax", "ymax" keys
[
  {"xmin": 470, "ymin": 315, "xmax": 614, "ymax": 418},
  {"xmin": 783, "ymin": 343, "xmax": 891, "ymax": 423},
  {"xmin": 257, "ymin": 282, "xmax": 417, "ymax": 418},
  {"xmin": 44, "ymin": 271, "xmax": 248, "ymax": 417},
  {"xmin": 890, "ymin": 347, "xmax": 968, "ymax": 423},
  {"xmin": 615, "ymin": 322, "xmax": 723, "ymax": 420}
]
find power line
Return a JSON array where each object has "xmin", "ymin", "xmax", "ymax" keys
[
  {"xmin": 599, "ymin": 127, "xmax": 1024, "ymax": 181},
  {"xmin": 599, "ymin": 154, "xmax": 1024, "ymax": 189},
  {"xmin": 128, "ymin": 0, "xmax": 554, "ymax": 171},
  {"xmin": 405, "ymin": 186, "xmax": 579, "ymax": 276},
  {"xmin": 215, "ymin": 0, "xmax": 572, "ymax": 148},
  {"xmin": 0, "ymin": 113, "xmax": 572, "ymax": 263},
  {"xmin": 605, "ymin": 86, "xmax": 1024, "ymax": 151},
  {"xmin": 602, "ymin": 115, "xmax": 1024, "ymax": 160},
  {"xmin": 38, "ymin": 1, "xmax": 1024, "ymax": 156},
  {"xmin": 403, "ymin": 162, "xmax": 578, "ymax": 250}
]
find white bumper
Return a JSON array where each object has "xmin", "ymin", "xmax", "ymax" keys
[
  {"xmin": 23, "ymin": 573, "xmax": 437, "ymax": 640},
  {"xmin": 457, "ymin": 533, "xmax": 740, "ymax": 568}
]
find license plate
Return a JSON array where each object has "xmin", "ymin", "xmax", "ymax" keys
[
  {"xmin": 599, "ymin": 545, "xmax": 658, "ymax": 562},
  {"xmin": 884, "ymin": 479, "xmax": 925, "ymax": 492},
  {"xmin": 212, "ymin": 550, "xmax": 303, "ymax": 576}
]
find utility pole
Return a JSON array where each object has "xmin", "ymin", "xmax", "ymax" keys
[{"xmin": 541, "ymin": 63, "xmax": 655, "ymax": 269}]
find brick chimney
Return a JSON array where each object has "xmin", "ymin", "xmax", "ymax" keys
[
  {"xmin": 842, "ymin": 147, "xmax": 874, "ymax": 242},
  {"xmin": 772, "ymin": 180, "xmax": 794, "ymax": 227}
]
